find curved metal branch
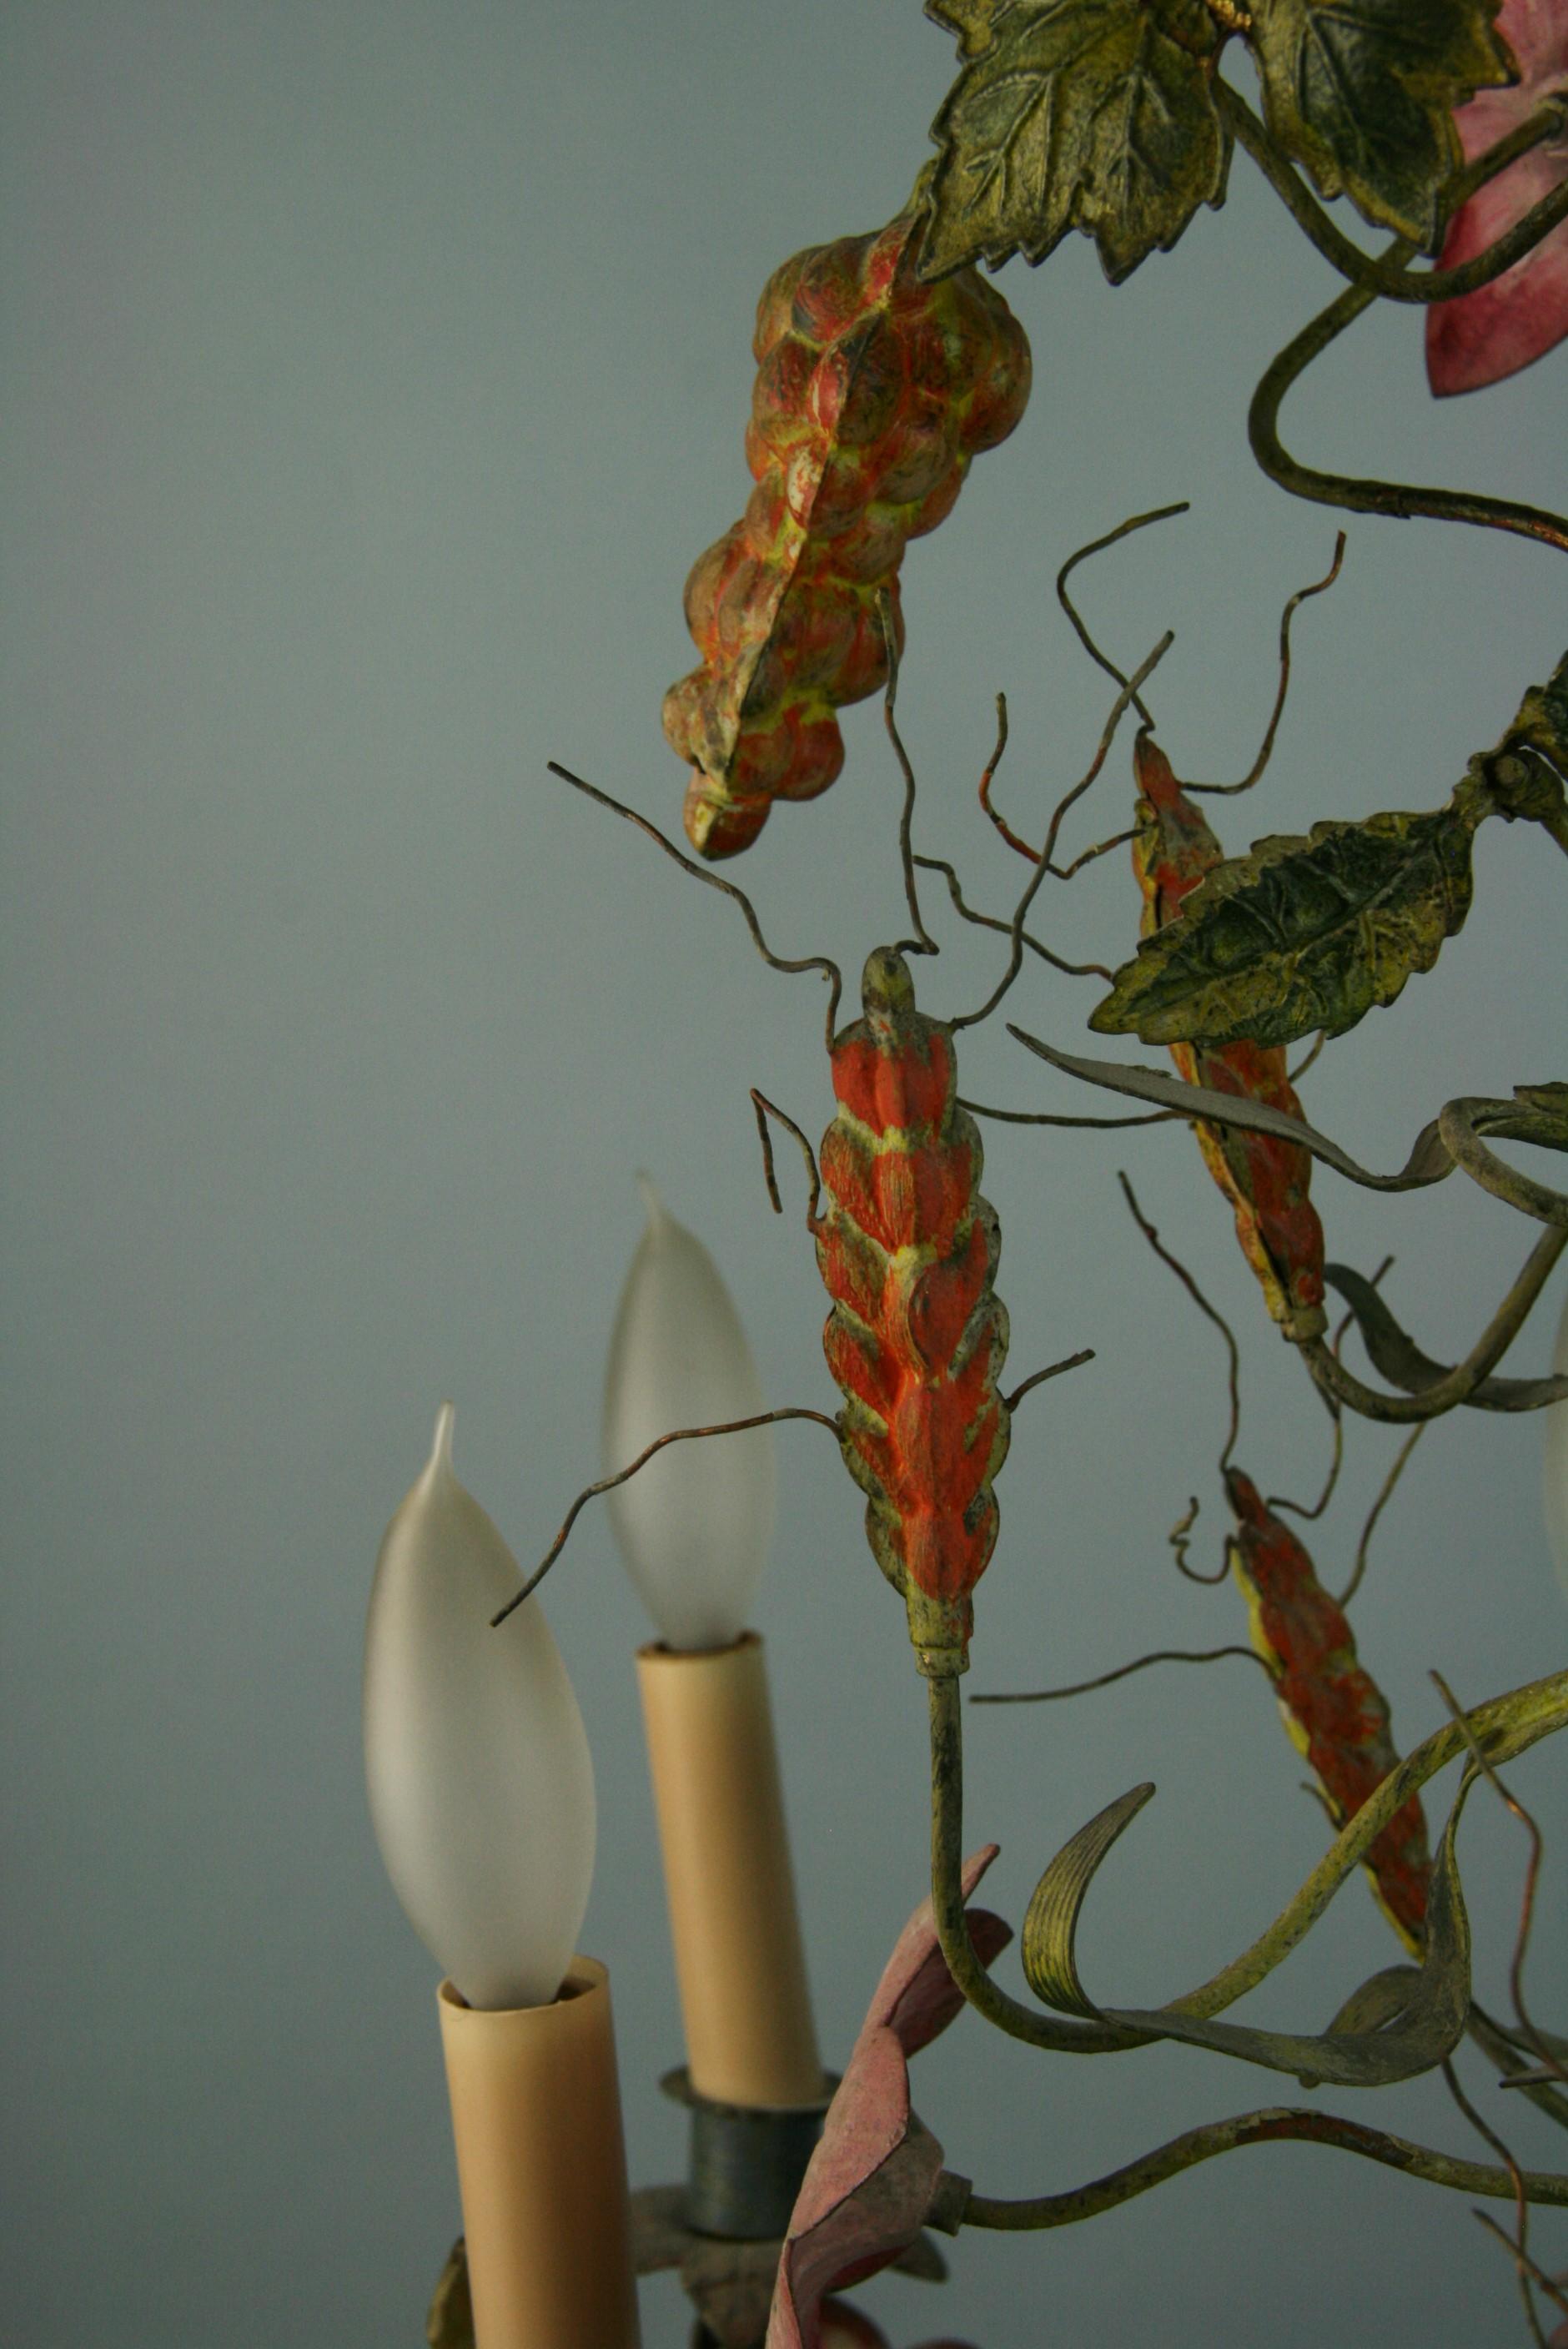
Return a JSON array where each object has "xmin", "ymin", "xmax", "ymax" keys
[
  {"xmin": 750, "ymin": 1088, "xmax": 823, "ymax": 1232},
  {"xmin": 914, "ymin": 854, "xmax": 1116, "ymax": 981},
  {"xmin": 957, "ymin": 2105, "xmax": 1568, "ymax": 2233},
  {"xmin": 491, "ymin": 1406, "xmax": 841, "ymax": 1625},
  {"xmin": 1219, "ymin": 82, "xmax": 1568, "ymax": 306},
  {"xmin": 1304, "ymin": 1225, "xmax": 1568, "ymax": 1423},
  {"xmin": 546, "ymin": 762, "xmax": 845, "ymax": 1049},
  {"xmin": 877, "ymin": 589, "xmax": 937, "ymax": 958},
  {"xmin": 1247, "ymin": 267, "xmax": 1568, "ymax": 552},
  {"xmin": 972, "ymin": 1644, "xmax": 1266, "ymax": 1706},
  {"xmin": 1055, "ymin": 503, "xmax": 1189, "ymax": 722},
  {"xmin": 1189, "ymin": 534, "xmax": 1345, "ymax": 797},
  {"xmin": 954, "ymin": 636, "xmax": 1173, "ymax": 1034},
  {"xmin": 1324, "ymin": 1261, "xmax": 1567, "ymax": 1411}
]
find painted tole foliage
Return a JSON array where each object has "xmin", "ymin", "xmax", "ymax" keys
[
  {"xmin": 1128, "ymin": 730, "xmax": 1328, "ymax": 1340},
  {"xmin": 816, "ymin": 948, "xmax": 1010, "ymax": 1676},
  {"xmin": 664, "ymin": 212, "xmax": 1030, "ymax": 859},
  {"xmin": 1226, "ymin": 1467, "xmax": 1432, "ymax": 1954}
]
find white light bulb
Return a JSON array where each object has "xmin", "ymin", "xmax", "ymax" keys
[
  {"xmin": 364, "ymin": 1405, "xmax": 596, "ymax": 2009},
  {"xmin": 602, "ymin": 1177, "xmax": 776, "ymax": 1649},
  {"xmin": 1546, "ymin": 1290, "xmax": 1568, "ymax": 1598}
]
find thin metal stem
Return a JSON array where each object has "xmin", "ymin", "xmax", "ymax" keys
[
  {"xmin": 546, "ymin": 763, "xmax": 845, "ymax": 1050},
  {"xmin": 1335, "ymin": 1423, "xmax": 1425, "ymax": 1606},
  {"xmin": 491, "ymin": 1407, "xmax": 841, "ymax": 1626},
  {"xmin": 915, "ymin": 855, "xmax": 1115, "ymax": 982},
  {"xmin": 1248, "ymin": 262, "xmax": 1568, "ymax": 552},
  {"xmin": 972, "ymin": 1645, "xmax": 1267, "ymax": 1706},
  {"xmin": 957, "ymin": 2106, "xmax": 1568, "ymax": 2233},
  {"xmin": 1304, "ymin": 1225, "xmax": 1568, "ymax": 1422},
  {"xmin": 1189, "ymin": 534, "xmax": 1345, "ymax": 796},
  {"xmin": 750, "ymin": 1089, "xmax": 823, "ymax": 1231},
  {"xmin": 1219, "ymin": 82, "xmax": 1568, "ymax": 306},
  {"xmin": 961, "ymin": 1096, "xmax": 1178, "ymax": 1130},
  {"xmin": 877, "ymin": 590, "xmax": 937, "ymax": 958},
  {"xmin": 1169, "ymin": 1492, "xmax": 1229, "ymax": 1585},
  {"xmin": 1003, "ymin": 1347, "xmax": 1094, "ymax": 1411},
  {"xmin": 928, "ymin": 1674, "xmax": 1146, "ymax": 2053},
  {"xmin": 1432, "ymin": 1673, "xmax": 1568, "ymax": 2098},
  {"xmin": 1056, "ymin": 504, "xmax": 1189, "ymax": 722},
  {"xmin": 1118, "ymin": 1170, "xmax": 1241, "ymax": 1472},
  {"xmin": 977, "ymin": 691, "xmax": 1038, "ymax": 864},
  {"xmin": 954, "ymin": 635, "xmax": 1173, "ymax": 1034},
  {"xmin": 1442, "ymin": 2059, "xmax": 1550, "ymax": 2346}
]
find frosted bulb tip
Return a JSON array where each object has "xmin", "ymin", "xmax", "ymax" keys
[{"xmin": 635, "ymin": 1170, "xmax": 668, "ymax": 1232}]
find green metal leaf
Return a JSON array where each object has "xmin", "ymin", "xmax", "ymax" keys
[
  {"xmin": 1021, "ymin": 1782, "xmax": 1155, "ymax": 2016},
  {"xmin": 922, "ymin": 0, "xmax": 1230, "ymax": 286},
  {"xmin": 1087, "ymin": 772, "xmax": 1493, "ymax": 1050},
  {"xmin": 1244, "ymin": 0, "xmax": 1515, "ymax": 247}
]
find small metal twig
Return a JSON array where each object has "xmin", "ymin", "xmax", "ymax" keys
[
  {"xmin": 546, "ymin": 762, "xmax": 845, "ymax": 1050},
  {"xmin": 914, "ymin": 854, "xmax": 1115, "ymax": 982},
  {"xmin": 750, "ymin": 1089, "xmax": 822, "ymax": 1231},
  {"xmin": 1049, "ymin": 822, "xmax": 1138, "ymax": 881},
  {"xmin": 1430, "ymin": 1673, "xmax": 1568, "ymax": 2097},
  {"xmin": 1118, "ymin": 1169, "xmax": 1242, "ymax": 1472},
  {"xmin": 877, "ymin": 590, "xmax": 937, "ymax": 958},
  {"xmin": 961, "ymin": 1096, "xmax": 1178, "ymax": 1131},
  {"xmin": 977, "ymin": 691, "xmax": 1039, "ymax": 864},
  {"xmin": 490, "ymin": 1406, "xmax": 842, "ymax": 1626},
  {"xmin": 1335, "ymin": 1422, "xmax": 1425, "ymax": 1607},
  {"xmin": 1004, "ymin": 1347, "xmax": 1095, "ymax": 1412},
  {"xmin": 954, "ymin": 633, "xmax": 1173, "ymax": 1033},
  {"xmin": 1189, "ymin": 533, "xmax": 1346, "ymax": 796},
  {"xmin": 1171, "ymin": 1493, "xmax": 1229, "ymax": 1586},
  {"xmin": 1220, "ymin": 79, "xmax": 1568, "ymax": 309},
  {"xmin": 972, "ymin": 1644, "xmax": 1268, "ymax": 1705},
  {"xmin": 1056, "ymin": 502, "xmax": 1189, "ymax": 723},
  {"xmin": 1269, "ymin": 1400, "xmax": 1344, "ymax": 1523},
  {"xmin": 1472, "ymin": 2210, "xmax": 1562, "ymax": 2346},
  {"xmin": 1442, "ymin": 2059, "xmax": 1555, "ymax": 2346},
  {"xmin": 1288, "ymin": 1030, "xmax": 1327, "ymax": 1085}
]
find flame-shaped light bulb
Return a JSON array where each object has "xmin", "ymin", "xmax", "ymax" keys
[
  {"xmin": 602, "ymin": 1176, "xmax": 776, "ymax": 1649},
  {"xmin": 364, "ymin": 1404, "xmax": 596, "ymax": 2009},
  {"xmin": 1546, "ymin": 1290, "xmax": 1568, "ymax": 1597}
]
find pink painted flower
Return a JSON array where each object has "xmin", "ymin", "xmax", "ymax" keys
[
  {"xmin": 766, "ymin": 1846, "xmax": 1009, "ymax": 2349},
  {"xmin": 1426, "ymin": 0, "xmax": 1568, "ymax": 394}
]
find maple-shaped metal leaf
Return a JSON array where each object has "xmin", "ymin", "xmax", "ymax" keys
[
  {"xmin": 1088, "ymin": 772, "xmax": 1494, "ymax": 1049},
  {"xmin": 1244, "ymin": 0, "xmax": 1516, "ymax": 247},
  {"xmin": 922, "ymin": 0, "xmax": 1231, "ymax": 285}
]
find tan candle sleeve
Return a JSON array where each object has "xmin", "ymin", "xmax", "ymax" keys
[
  {"xmin": 636, "ymin": 1630, "xmax": 824, "ymax": 2107},
  {"xmin": 437, "ymin": 1958, "xmax": 641, "ymax": 2349}
]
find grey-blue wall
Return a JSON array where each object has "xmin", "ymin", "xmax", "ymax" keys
[{"xmin": 4, "ymin": 5, "xmax": 1564, "ymax": 2342}]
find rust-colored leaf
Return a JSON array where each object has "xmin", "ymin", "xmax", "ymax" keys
[
  {"xmin": 1128, "ymin": 732, "xmax": 1328, "ymax": 1338},
  {"xmin": 1225, "ymin": 1467, "xmax": 1432, "ymax": 1950}
]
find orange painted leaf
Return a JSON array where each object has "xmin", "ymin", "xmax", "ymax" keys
[
  {"xmin": 1226, "ymin": 1468, "xmax": 1432, "ymax": 1951},
  {"xmin": 1130, "ymin": 732, "xmax": 1328, "ymax": 1340}
]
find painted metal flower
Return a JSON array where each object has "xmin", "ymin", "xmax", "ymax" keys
[
  {"xmin": 766, "ymin": 1846, "xmax": 1009, "ymax": 2349},
  {"xmin": 1426, "ymin": 0, "xmax": 1568, "ymax": 394}
]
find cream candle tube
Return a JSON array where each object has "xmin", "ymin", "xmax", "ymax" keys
[
  {"xmin": 438, "ymin": 1956, "xmax": 641, "ymax": 2349},
  {"xmin": 636, "ymin": 1631, "xmax": 823, "ymax": 2108}
]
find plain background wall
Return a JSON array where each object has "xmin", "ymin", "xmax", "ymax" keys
[{"xmin": 3, "ymin": 4, "xmax": 1565, "ymax": 2343}]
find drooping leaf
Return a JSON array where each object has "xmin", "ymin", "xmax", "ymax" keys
[
  {"xmin": 1088, "ymin": 772, "xmax": 1493, "ymax": 1049},
  {"xmin": 1324, "ymin": 1260, "xmax": 1568, "ymax": 1410},
  {"xmin": 1021, "ymin": 1783, "xmax": 1155, "ymax": 2015},
  {"xmin": 922, "ymin": 0, "xmax": 1231, "ymax": 286},
  {"xmin": 1244, "ymin": 0, "xmax": 1516, "ymax": 247},
  {"xmin": 1011, "ymin": 1029, "xmax": 1460, "ymax": 1187}
]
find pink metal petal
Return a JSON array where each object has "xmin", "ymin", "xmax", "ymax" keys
[
  {"xmin": 767, "ymin": 1848, "xmax": 1013, "ymax": 2349},
  {"xmin": 1426, "ymin": 0, "xmax": 1568, "ymax": 390},
  {"xmin": 1426, "ymin": 147, "xmax": 1568, "ymax": 392}
]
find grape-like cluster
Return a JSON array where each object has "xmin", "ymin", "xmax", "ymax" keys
[{"xmin": 663, "ymin": 213, "xmax": 1032, "ymax": 859}]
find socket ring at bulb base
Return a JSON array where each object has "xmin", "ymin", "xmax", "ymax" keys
[{"xmin": 660, "ymin": 2066, "xmax": 838, "ymax": 2241}]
